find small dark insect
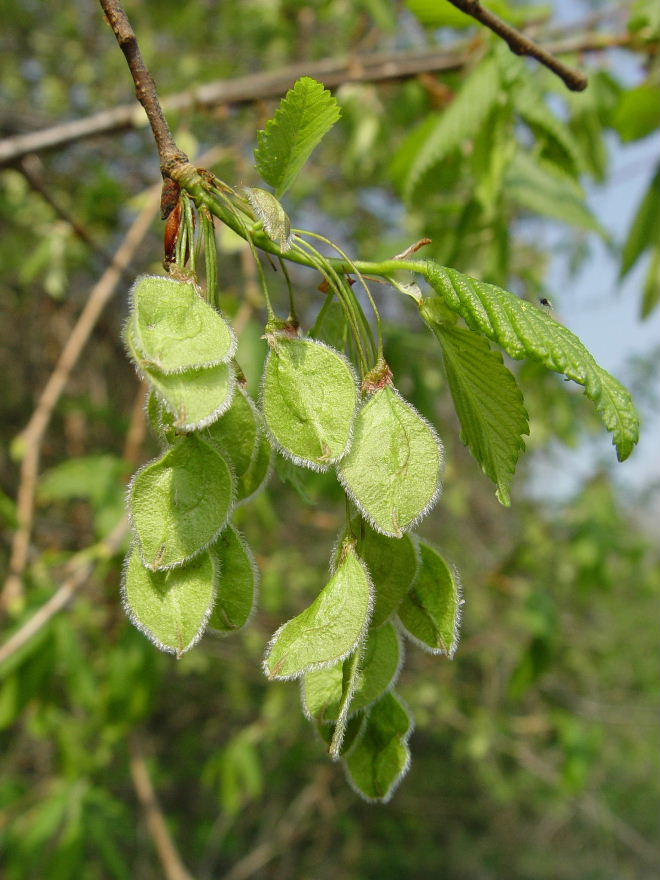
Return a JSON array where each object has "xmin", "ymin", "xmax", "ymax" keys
[{"xmin": 539, "ymin": 297, "xmax": 554, "ymax": 309}]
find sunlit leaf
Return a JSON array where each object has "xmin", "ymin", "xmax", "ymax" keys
[
  {"xmin": 421, "ymin": 314, "xmax": 529, "ymax": 504},
  {"xmin": 255, "ymin": 76, "xmax": 341, "ymax": 198},
  {"xmin": 421, "ymin": 262, "xmax": 640, "ymax": 460}
]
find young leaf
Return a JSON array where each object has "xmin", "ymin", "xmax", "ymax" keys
[
  {"xmin": 255, "ymin": 76, "xmax": 341, "ymax": 198},
  {"xmin": 261, "ymin": 336, "xmax": 358, "ymax": 471},
  {"xmin": 402, "ymin": 55, "xmax": 501, "ymax": 201},
  {"xmin": 203, "ymin": 386, "xmax": 262, "ymax": 502},
  {"xmin": 337, "ymin": 386, "xmax": 444, "ymax": 537},
  {"xmin": 421, "ymin": 262, "xmax": 640, "ymax": 461},
  {"xmin": 128, "ymin": 275, "xmax": 236, "ymax": 372},
  {"xmin": 421, "ymin": 315, "xmax": 528, "ymax": 505},
  {"xmin": 344, "ymin": 691, "xmax": 412, "ymax": 803},
  {"xmin": 505, "ymin": 151, "xmax": 604, "ymax": 234},
  {"xmin": 208, "ymin": 524, "xmax": 258, "ymax": 634},
  {"xmin": 397, "ymin": 540, "xmax": 461, "ymax": 657},
  {"xmin": 357, "ymin": 526, "xmax": 419, "ymax": 627},
  {"xmin": 263, "ymin": 542, "xmax": 372, "ymax": 680},
  {"xmin": 129, "ymin": 435, "xmax": 234, "ymax": 570},
  {"xmin": 620, "ymin": 165, "xmax": 660, "ymax": 279},
  {"xmin": 121, "ymin": 544, "xmax": 217, "ymax": 657},
  {"xmin": 241, "ymin": 187, "xmax": 293, "ymax": 251},
  {"xmin": 514, "ymin": 81, "xmax": 584, "ymax": 175},
  {"xmin": 302, "ymin": 622, "xmax": 402, "ymax": 722}
]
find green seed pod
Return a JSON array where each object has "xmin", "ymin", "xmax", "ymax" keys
[
  {"xmin": 338, "ymin": 385, "xmax": 444, "ymax": 537},
  {"xmin": 343, "ymin": 690, "xmax": 412, "ymax": 803},
  {"xmin": 129, "ymin": 274, "xmax": 236, "ymax": 372},
  {"xmin": 397, "ymin": 540, "xmax": 462, "ymax": 657},
  {"xmin": 302, "ymin": 622, "xmax": 402, "ymax": 722},
  {"xmin": 261, "ymin": 336, "xmax": 358, "ymax": 471},
  {"xmin": 128, "ymin": 434, "xmax": 234, "ymax": 571},
  {"xmin": 207, "ymin": 524, "xmax": 258, "ymax": 634},
  {"xmin": 263, "ymin": 541, "xmax": 372, "ymax": 680},
  {"xmin": 204, "ymin": 386, "xmax": 271, "ymax": 503},
  {"xmin": 121, "ymin": 544, "xmax": 218, "ymax": 657}
]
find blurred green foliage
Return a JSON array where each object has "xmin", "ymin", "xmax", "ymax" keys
[{"xmin": 0, "ymin": 0, "xmax": 657, "ymax": 877}]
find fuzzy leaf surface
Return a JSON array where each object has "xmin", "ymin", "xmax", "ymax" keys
[
  {"xmin": 357, "ymin": 527, "xmax": 419, "ymax": 626},
  {"xmin": 129, "ymin": 275, "xmax": 235, "ymax": 372},
  {"xmin": 303, "ymin": 622, "xmax": 401, "ymax": 722},
  {"xmin": 421, "ymin": 262, "xmax": 640, "ymax": 461},
  {"xmin": 338, "ymin": 386, "xmax": 443, "ymax": 537},
  {"xmin": 422, "ymin": 315, "xmax": 528, "ymax": 505},
  {"xmin": 344, "ymin": 691, "xmax": 412, "ymax": 803},
  {"xmin": 242, "ymin": 187, "xmax": 293, "ymax": 251},
  {"xmin": 262, "ymin": 337, "xmax": 357, "ymax": 470},
  {"xmin": 398, "ymin": 541, "xmax": 461, "ymax": 656},
  {"xmin": 122, "ymin": 544, "xmax": 217, "ymax": 656},
  {"xmin": 263, "ymin": 543, "xmax": 372, "ymax": 680},
  {"xmin": 208, "ymin": 524, "xmax": 257, "ymax": 634},
  {"xmin": 255, "ymin": 76, "xmax": 341, "ymax": 198},
  {"xmin": 129, "ymin": 435, "xmax": 233, "ymax": 570},
  {"xmin": 204, "ymin": 386, "xmax": 262, "ymax": 502}
]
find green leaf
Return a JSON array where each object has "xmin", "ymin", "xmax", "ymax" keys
[
  {"xmin": 121, "ymin": 544, "xmax": 217, "ymax": 656},
  {"xmin": 255, "ymin": 76, "xmax": 341, "ymax": 198},
  {"xmin": 263, "ymin": 541, "xmax": 372, "ymax": 680},
  {"xmin": 128, "ymin": 275, "xmax": 236, "ymax": 372},
  {"xmin": 207, "ymin": 524, "xmax": 258, "ymax": 634},
  {"xmin": 129, "ymin": 434, "xmax": 234, "ymax": 570},
  {"xmin": 641, "ymin": 244, "xmax": 660, "ymax": 318},
  {"xmin": 505, "ymin": 151, "xmax": 604, "ymax": 234},
  {"xmin": 338, "ymin": 385, "xmax": 444, "ymax": 537},
  {"xmin": 357, "ymin": 526, "xmax": 419, "ymax": 627},
  {"xmin": 39, "ymin": 454, "xmax": 125, "ymax": 506},
  {"xmin": 302, "ymin": 622, "xmax": 402, "ymax": 722},
  {"xmin": 402, "ymin": 55, "xmax": 501, "ymax": 201},
  {"xmin": 261, "ymin": 336, "xmax": 358, "ymax": 471},
  {"xmin": 241, "ymin": 187, "xmax": 293, "ymax": 251},
  {"xmin": 406, "ymin": 0, "xmax": 549, "ymax": 27},
  {"xmin": 620, "ymin": 166, "xmax": 660, "ymax": 278},
  {"xmin": 203, "ymin": 386, "xmax": 264, "ymax": 502},
  {"xmin": 612, "ymin": 82, "xmax": 660, "ymax": 142},
  {"xmin": 398, "ymin": 540, "xmax": 462, "ymax": 656},
  {"xmin": 421, "ymin": 262, "xmax": 640, "ymax": 461},
  {"xmin": 344, "ymin": 691, "xmax": 412, "ymax": 802},
  {"xmin": 514, "ymin": 81, "xmax": 584, "ymax": 174},
  {"xmin": 421, "ymin": 314, "xmax": 528, "ymax": 505}
]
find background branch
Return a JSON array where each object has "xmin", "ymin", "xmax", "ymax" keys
[
  {"xmin": 445, "ymin": 0, "xmax": 588, "ymax": 90},
  {"xmin": 0, "ymin": 31, "xmax": 632, "ymax": 168}
]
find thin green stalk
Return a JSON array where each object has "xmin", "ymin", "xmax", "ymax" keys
[
  {"xmin": 297, "ymin": 229, "xmax": 384, "ymax": 361},
  {"xmin": 245, "ymin": 233, "xmax": 276, "ymax": 321},
  {"xmin": 293, "ymin": 237, "xmax": 369, "ymax": 375},
  {"xmin": 278, "ymin": 257, "xmax": 297, "ymax": 324}
]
